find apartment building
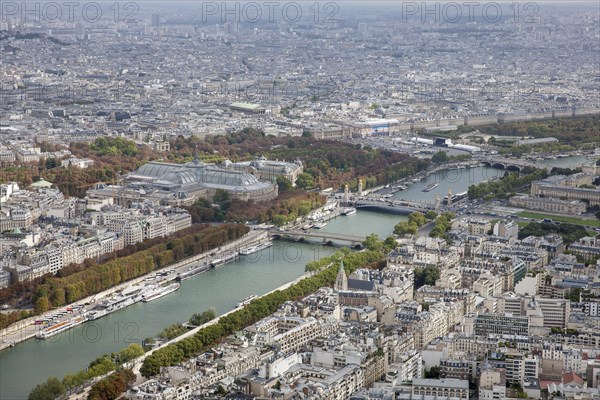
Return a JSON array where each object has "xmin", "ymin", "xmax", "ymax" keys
[
  {"xmin": 498, "ymin": 294, "xmax": 571, "ymax": 329},
  {"xmin": 0, "ymin": 269, "xmax": 11, "ymax": 289},
  {"xmin": 509, "ymin": 195, "xmax": 587, "ymax": 215},
  {"xmin": 569, "ymin": 237, "xmax": 600, "ymax": 262},
  {"xmin": 387, "ymin": 351, "xmax": 423, "ymax": 383},
  {"xmin": 251, "ymin": 316, "xmax": 338, "ymax": 355},
  {"xmin": 411, "ymin": 378, "xmax": 469, "ymax": 399},
  {"xmin": 505, "ymin": 352, "xmax": 539, "ymax": 385},
  {"xmin": 478, "ymin": 368, "xmax": 506, "ymax": 400},
  {"xmin": 472, "ymin": 313, "xmax": 530, "ymax": 337},
  {"xmin": 397, "ymin": 301, "xmax": 464, "ymax": 349},
  {"xmin": 531, "ymin": 178, "xmax": 600, "ymax": 206},
  {"xmin": 472, "ymin": 274, "xmax": 503, "ymax": 297},
  {"xmin": 440, "ymin": 359, "xmax": 474, "ymax": 381}
]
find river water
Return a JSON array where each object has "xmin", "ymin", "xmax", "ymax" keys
[
  {"xmin": 0, "ymin": 210, "xmax": 402, "ymax": 400},
  {"xmin": 536, "ymin": 155, "xmax": 590, "ymax": 168},
  {"xmin": 394, "ymin": 166, "xmax": 503, "ymax": 203},
  {"xmin": 0, "ymin": 157, "xmax": 588, "ymax": 399},
  {"xmin": 394, "ymin": 156, "xmax": 590, "ymax": 204}
]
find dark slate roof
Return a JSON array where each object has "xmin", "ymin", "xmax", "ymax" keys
[{"xmin": 347, "ymin": 279, "xmax": 376, "ymax": 292}]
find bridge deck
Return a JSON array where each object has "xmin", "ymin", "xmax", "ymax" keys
[{"xmin": 272, "ymin": 230, "xmax": 366, "ymax": 243}]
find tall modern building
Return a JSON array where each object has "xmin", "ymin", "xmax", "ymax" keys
[{"xmin": 151, "ymin": 14, "xmax": 161, "ymax": 27}]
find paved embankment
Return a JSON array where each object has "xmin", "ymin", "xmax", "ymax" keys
[{"xmin": 0, "ymin": 229, "xmax": 268, "ymax": 351}]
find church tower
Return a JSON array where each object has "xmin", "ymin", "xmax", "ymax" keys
[{"xmin": 334, "ymin": 260, "xmax": 348, "ymax": 291}]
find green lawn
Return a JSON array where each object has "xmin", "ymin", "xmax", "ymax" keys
[{"xmin": 518, "ymin": 212, "xmax": 600, "ymax": 227}]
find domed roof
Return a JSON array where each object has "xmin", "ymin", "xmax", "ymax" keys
[
  {"xmin": 136, "ymin": 162, "xmax": 181, "ymax": 178},
  {"xmin": 185, "ymin": 152, "xmax": 207, "ymax": 168},
  {"xmin": 199, "ymin": 169, "xmax": 260, "ymax": 187},
  {"xmin": 158, "ymin": 170, "xmax": 196, "ymax": 185}
]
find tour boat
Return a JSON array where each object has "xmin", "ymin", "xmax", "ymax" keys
[
  {"xmin": 36, "ymin": 316, "xmax": 88, "ymax": 339},
  {"xmin": 141, "ymin": 283, "xmax": 180, "ymax": 302},
  {"xmin": 422, "ymin": 183, "xmax": 439, "ymax": 192},
  {"xmin": 236, "ymin": 294, "xmax": 258, "ymax": 308},
  {"xmin": 239, "ymin": 241, "xmax": 274, "ymax": 256}
]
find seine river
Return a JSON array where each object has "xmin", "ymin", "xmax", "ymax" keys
[
  {"xmin": 394, "ymin": 166, "xmax": 503, "ymax": 203},
  {"xmin": 0, "ymin": 211, "xmax": 405, "ymax": 400},
  {"xmin": 0, "ymin": 160, "xmax": 587, "ymax": 399}
]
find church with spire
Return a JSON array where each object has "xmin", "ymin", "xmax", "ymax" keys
[{"xmin": 334, "ymin": 260, "xmax": 348, "ymax": 291}]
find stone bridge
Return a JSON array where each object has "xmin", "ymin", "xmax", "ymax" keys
[
  {"xmin": 479, "ymin": 157, "xmax": 538, "ymax": 171},
  {"xmin": 270, "ymin": 229, "xmax": 366, "ymax": 246},
  {"xmin": 344, "ymin": 198, "xmax": 434, "ymax": 214}
]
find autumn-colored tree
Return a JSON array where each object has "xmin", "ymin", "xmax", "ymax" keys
[
  {"xmin": 34, "ymin": 296, "xmax": 50, "ymax": 313},
  {"xmin": 87, "ymin": 369, "xmax": 135, "ymax": 400}
]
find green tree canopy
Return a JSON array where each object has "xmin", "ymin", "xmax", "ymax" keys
[
  {"xmin": 28, "ymin": 377, "xmax": 65, "ymax": 400},
  {"xmin": 414, "ymin": 266, "xmax": 440, "ymax": 289},
  {"xmin": 425, "ymin": 210, "xmax": 438, "ymax": 220},
  {"xmin": 276, "ymin": 177, "xmax": 294, "ymax": 193},
  {"xmin": 296, "ymin": 173, "xmax": 315, "ymax": 190},
  {"xmin": 363, "ymin": 233, "xmax": 383, "ymax": 253},
  {"xmin": 408, "ymin": 212, "xmax": 427, "ymax": 227},
  {"xmin": 394, "ymin": 221, "xmax": 418, "ymax": 236},
  {"xmin": 431, "ymin": 151, "xmax": 450, "ymax": 164},
  {"xmin": 213, "ymin": 189, "xmax": 230, "ymax": 205},
  {"xmin": 117, "ymin": 343, "xmax": 145, "ymax": 364}
]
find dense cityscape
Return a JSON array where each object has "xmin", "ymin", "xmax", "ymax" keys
[{"xmin": 0, "ymin": 1, "xmax": 599, "ymax": 400}]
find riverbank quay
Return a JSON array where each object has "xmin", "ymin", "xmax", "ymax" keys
[{"xmin": 0, "ymin": 229, "xmax": 268, "ymax": 351}]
